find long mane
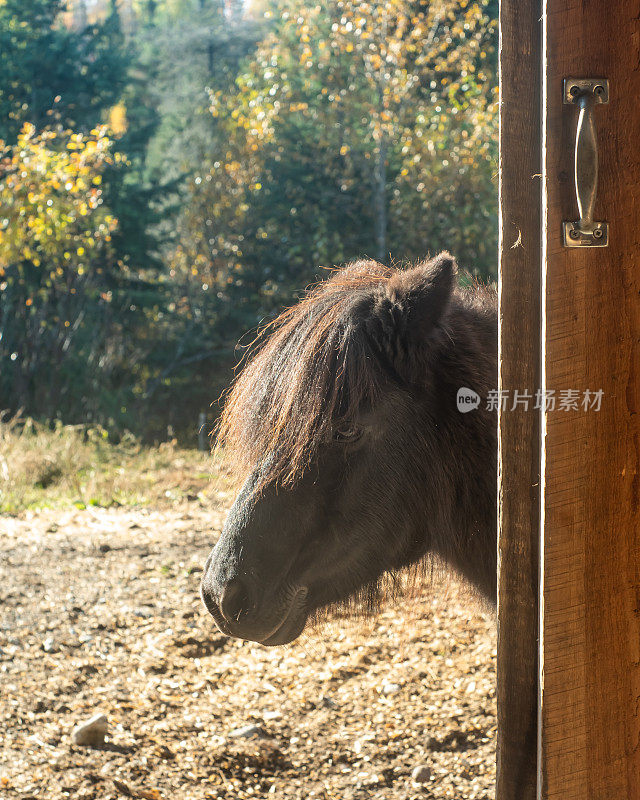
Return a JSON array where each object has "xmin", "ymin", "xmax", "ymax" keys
[{"xmin": 216, "ymin": 260, "xmax": 395, "ymax": 488}]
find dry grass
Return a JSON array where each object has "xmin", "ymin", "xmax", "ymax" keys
[{"xmin": 0, "ymin": 416, "xmax": 228, "ymax": 515}]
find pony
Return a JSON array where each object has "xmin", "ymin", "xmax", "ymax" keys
[{"xmin": 201, "ymin": 253, "xmax": 497, "ymax": 645}]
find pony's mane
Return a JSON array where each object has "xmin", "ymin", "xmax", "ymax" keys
[{"xmin": 216, "ymin": 260, "xmax": 395, "ymax": 488}]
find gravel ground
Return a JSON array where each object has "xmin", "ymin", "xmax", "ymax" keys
[{"xmin": 0, "ymin": 504, "xmax": 496, "ymax": 799}]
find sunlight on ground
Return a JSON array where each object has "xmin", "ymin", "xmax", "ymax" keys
[{"xmin": 1, "ymin": 502, "xmax": 495, "ymax": 799}]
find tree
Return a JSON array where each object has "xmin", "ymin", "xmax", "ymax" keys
[
  {"xmin": 0, "ymin": 0, "xmax": 499, "ymax": 439},
  {"xmin": 0, "ymin": 1, "xmax": 174, "ymax": 275},
  {"xmin": 0, "ymin": 0, "xmax": 129, "ymax": 142},
  {"xmin": 140, "ymin": 0, "xmax": 264, "ymax": 180},
  {"xmin": 180, "ymin": 0, "xmax": 498, "ymax": 336},
  {"xmin": 0, "ymin": 125, "xmax": 124, "ymax": 419}
]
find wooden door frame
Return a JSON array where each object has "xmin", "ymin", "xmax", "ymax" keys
[
  {"xmin": 497, "ymin": 1, "xmax": 542, "ymax": 798},
  {"xmin": 498, "ymin": 2, "xmax": 640, "ymax": 799}
]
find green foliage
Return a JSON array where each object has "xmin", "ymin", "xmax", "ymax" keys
[
  {"xmin": 177, "ymin": 0, "xmax": 498, "ymax": 338},
  {"xmin": 0, "ymin": 0, "xmax": 176, "ymax": 279},
  {"xmin": 0, "ymin": 0, "xmax": 498, "ymax": 440},
  {"xmin": 142, "ymin": 0, "xmax": 263, "ymax": 180},
  {"xmin": 0, "ymin": 0, "xmax": 129, "ymax": 142},
  {"xmin": 0, "ymin": 124, "xmax": 135, "ymax": 422}
]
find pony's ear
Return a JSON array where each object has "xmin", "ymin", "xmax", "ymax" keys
[
  {"xmin": 363, "ymin": 252, "xmax": 457, "ymax": 371},
  {"xmin": 385, "ymin": 252, "xmax": 456, "ymax": 332}
]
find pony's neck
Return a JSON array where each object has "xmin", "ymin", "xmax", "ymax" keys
[{"xmin": 432, "ymin": 292, "xmax": 498, "ymax": 602}]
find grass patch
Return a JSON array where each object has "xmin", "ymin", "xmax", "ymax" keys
[{"xmin": 0, "ymin": 416, "xmax": 229, "ymax": 515}]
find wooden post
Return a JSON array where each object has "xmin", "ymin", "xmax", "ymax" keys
[
  {"xmin": 198, "ymin": 411, "xmax": 207, "ymax": 451},
  {"xmin": 497, "ymin": 2, "xmax": 542, "ymax": 799},
  {"xmin": 540, "ymin": 2, "xmax": 640, "ymax": 797}
]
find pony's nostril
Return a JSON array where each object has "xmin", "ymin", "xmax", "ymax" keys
[{"xmin": 219, "ymin": 577, "xmax": 251, "ymax": 623}]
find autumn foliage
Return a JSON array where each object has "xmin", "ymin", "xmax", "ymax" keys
[
  {"xmin": 0, "ymin": 0, "xmax": 497, "ymax": 440},
  {"xmin": 0, "ymin": 125, "xmax": 131, "ymax": 420},
  {"xmin": 186, "ymin": 0, "xmax": 498, "ymax": 319}
]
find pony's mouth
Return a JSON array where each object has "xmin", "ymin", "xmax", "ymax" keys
[
  {"xmin": 201, "ymin": 581, "xmax": 309, "ymax": 646},
  {"xmin": 260, "ymin": 591, "xmax": 308, "ymax": 645}
]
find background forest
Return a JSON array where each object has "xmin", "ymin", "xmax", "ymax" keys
[{"xmin": 0, "ymin": 0, "xmax": 498, "ymax": 443}]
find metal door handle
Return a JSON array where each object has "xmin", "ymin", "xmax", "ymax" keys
[{"xmin": 562, "ymin": 78, "xmax": 609, "ymax": 247}]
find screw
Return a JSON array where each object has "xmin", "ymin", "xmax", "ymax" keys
[
  {"xmin": 570, "ymin": 85, "xmax": 580, "ymax": 97},
  {"xmin": 594, "ymin": 85, "xmax": 605, "ymax": 97},
  {"xmin": 570, "ymin": 228, "xmax": 580, "ymax": 239},
  {"xmin": 593, "ymin": 228, "xmax": 604, "ymax": 239}
]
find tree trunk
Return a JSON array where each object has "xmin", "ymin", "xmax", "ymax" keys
[
  {"xmin": 73, "ymin": 0, "xmax": 88, "ymax": 30},
  {"xmin": 199, "ymin": 0, "xmax": 216, "ymax": 75},
  {"xmin": 374, "ymin": 138, "xmax": 387, "ymax": 262}
]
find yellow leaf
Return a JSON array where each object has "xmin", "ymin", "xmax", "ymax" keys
[{"xmin": 108, "ymin": 103, "xmax": 128, "ymax": 136}]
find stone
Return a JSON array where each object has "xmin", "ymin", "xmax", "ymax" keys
[
  {"xmin": 411, "ymin": 764, "xmax": 431, "ymax": 784},
  {"xmin": 228, "ymin": 723, "xmax": 266, "ymax": 739},
  {"xmin": 320, "ymin": 695, "xmax": 338, "ymax": 709},
  {"xmin": 381, "ymin": 682, "xmax": 401, "ymax": 695},
  {"xmin": 71, "ymin": 713, "xmax": 108, "ymax": 747}
]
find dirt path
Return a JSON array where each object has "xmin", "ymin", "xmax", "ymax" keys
[{"xmin": 0, "ymin": 504, "xmax": 495, "ymax": 800}]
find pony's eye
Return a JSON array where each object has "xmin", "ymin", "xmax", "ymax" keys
[{"xmin": 333, "ymin": 426, "xmax": 363, "ymax": 443}]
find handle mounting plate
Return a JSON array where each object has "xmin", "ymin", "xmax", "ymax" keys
[
  {"xmin": 562, "ymin": 220, "xmax": 608, "ymax": 247},
  {"xmin": 563, "ymin": 78, "xmax": 609, "ymax": 106}
]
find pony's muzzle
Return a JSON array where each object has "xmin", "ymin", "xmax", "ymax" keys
[{"xmin": 200, "ymin": 563, "xmax": 308, "ymax": 646}]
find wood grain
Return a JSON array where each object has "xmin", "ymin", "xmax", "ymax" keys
[
  {"xmin": 541, "ymin": 2, "xmax": 640, "ymax": 798},
  {"xmin": 497, "ymin": 2, "xmax": 542, "ymax": 799}
]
